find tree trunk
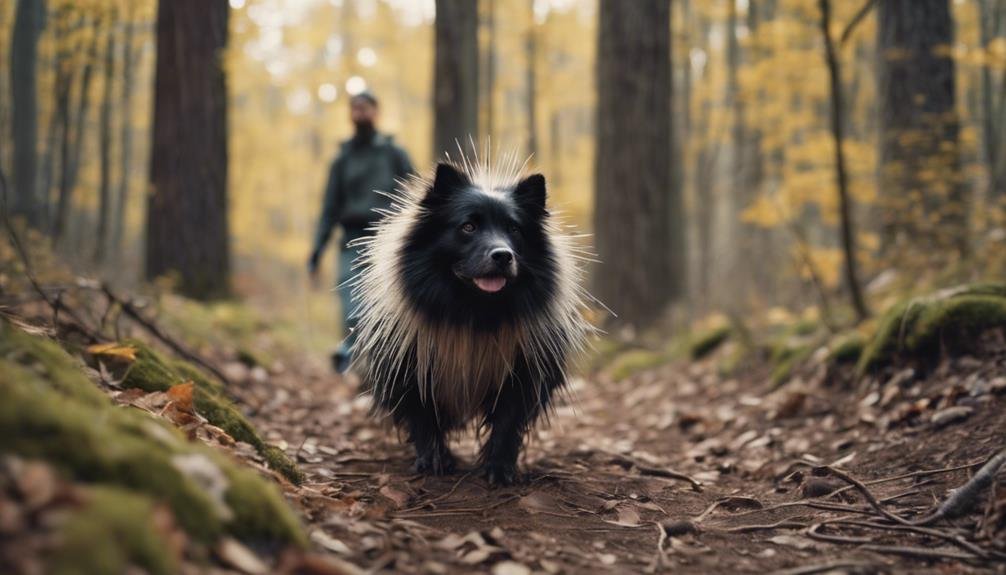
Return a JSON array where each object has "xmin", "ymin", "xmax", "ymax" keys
[
  {"xmin": 819, "ymin": 0, "xmax": 868, "ymax": 320},
  {"xmin": 112, "ymin": 9, "xmax": 138, "ymax": 260},
  {"xmin": 594, "ymin": 0, "xmax": 680, "ymax": 327},
  {"xmin": 979, "ymin": 0, "xmax": 1005, "ymax": 199},
  {"xmin": 877, "ymin": 0, "xmax": 966, "ymax": 258},
  {"xmin": 525, "ymin": 0, "xmax": 538, "ymax": 158},
  {"xmin": 95, "ymin": 16, "xmax": 116, "ymax": 264},
  {"xmin": 146, "ymin": 0, "xmax": 231, "ymax": 299},
  {"xmin": 53, "ymin": 18, "xmax": 99, "ymax": 245},
  {"xmin": 434, "ymin": 0, "xmax": 479, "ymax": 159},
  {"xmin": 10, "ymin": 0, "xmax": 45, "ymax": 226}
]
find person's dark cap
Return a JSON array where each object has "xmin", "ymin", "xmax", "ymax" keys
[{"xmin": 351, "ymin": 90, "xmax": 378, "ymax": 106}]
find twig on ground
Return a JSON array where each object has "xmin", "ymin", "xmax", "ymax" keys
[
  {"xmin": 859, "ymin": 544, "xmax": 981, "ymax": 562},
  {"xmin": 914, "ymin": 448, "xmax": 1006, "ymax": 525},
  {"xmin": 645, "ymin": 521, "xmax": 667, "ymax": 574},
  {"xmin": 719, "ymin": 520, "xmax": 808, "ymax": 533},
  {"xmin": 605, "ymin": 453, "xmax": 703, "ymax": 491},
  {"xmin": 816, "ymin": 466, "xmax": 916, "ymax": 525},
  {"xmin": 771, "ymin": 561, "xmax": 878, "ymax": 575},
  {"xmin": 399, "ymin": 471, "xmax": 474, "ymax": 513},
  {"xmin": 807, "ymin": 521, "xmax": 872, "ymax": 545},
  {"xmin": 831, "ymin": 519, "xmax": 990, "ymax": 559}
]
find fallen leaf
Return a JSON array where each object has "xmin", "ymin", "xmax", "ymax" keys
[
  {"xmin": 216, "ymin": 537, "xmax": 268, "ymax": 574},
  {"xmin": 310, "ymin": 530, "xmax": 352, "ymax": 555},
  {"xmin": 86, "ymin": 342, "xmax": 138, "ymax": 363},
  {"xmin": 492, "ymin": 561, "xmax": 531, "ymax": 575},
  {"xmin": 379, "ymin": 485, "xmax": 410, "ymax": 508},
  {"xmin": 167, "ymin": 381, "xmax": 195, "ymax": 413}
]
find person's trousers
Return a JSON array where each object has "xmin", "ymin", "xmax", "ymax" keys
[{"xmin": 336, "ymin": 227, "xmax": 368, "ymax": 355}]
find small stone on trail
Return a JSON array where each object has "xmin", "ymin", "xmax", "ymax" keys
[
  {"xmin": 931, "ymin": 406, "xmax": 974, "ymax": 428},
  {"xmin": 802, "ymin": 477, "xmax": 843, "ymax": 498}
]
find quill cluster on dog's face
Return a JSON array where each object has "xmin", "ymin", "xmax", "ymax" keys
[{"xmin": 348, "ymin": 150, "xmax": 595, "ymax": 486}]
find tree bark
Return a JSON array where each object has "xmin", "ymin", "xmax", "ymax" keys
[
  {"xmin": 146, "ymin": 0, "xmax": 231, "ymax": 299},
  {"xmin": 525, "ymin": 0, "xmax": 538, "ymax": 158},
  {"xmin": 434, "ymin": 0, "xmax": 479, "ymax": 159},
  {"xmin": 594, "ymin": 0, "xmax": 681, "ymax": 327},
  {"xmin": 877, "ymin": 0, "xmax": 966, "ymax": 258},
  {"xmin": 112, "ymin": 7, "xmax": 138, "ymax": 260},
  {"xmin": 10, "ymin": 0, "xmax": 45, "ymax": 226},
  {"xmin": 95, "ymin": 15, "xmax": 117, "ymax": 264},
  {"xmin": 819, "ymin": 0, "xmax": 869, "ymax": 320},
  {"xmin": 53, "ymin": 17, "xmax": 99, "ymax": 245}
]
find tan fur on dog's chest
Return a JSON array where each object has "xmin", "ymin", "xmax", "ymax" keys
[{"xmin": 414, "ymin": 323, "xmax": 521, "ymax": 423}]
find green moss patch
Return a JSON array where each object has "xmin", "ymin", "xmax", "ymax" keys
[
  {"xmin": 857, "ymin": 283, "xmax": 1006, "ymax": 374},
  {"xmin": 827, "ymin": 333, "xmax": 866, "ymax": 365},
  {"xmin": 609, "ymin": 348, "xmax": 674, "ymax": 380},
  {"xmin": 689, "ymin": 325, "xmax": 732, "ymax": 360},
  {"xmin": 116, "ymin": 340, "xmax": 303, "ymax": 484},
  {"xmin": 0, "ymin": 321, "xmax": 307, "ymax": 549},
  {"xmin": 49, "ymin": 487, "xmax": 178, "ymax": 575}
]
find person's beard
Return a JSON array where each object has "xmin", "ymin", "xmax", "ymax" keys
[{"xmin": 354, "ymin": 120, "xmax": 376, "ymax": 141}]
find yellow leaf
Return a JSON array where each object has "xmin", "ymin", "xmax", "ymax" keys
[{"xmin": 86, "ymin": 343, "xmax": 138, "ymax": 363}]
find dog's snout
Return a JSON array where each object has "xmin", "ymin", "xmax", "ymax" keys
[{"xmin": 491, "ymin": 248, "xmax": 514, "ymax": 266}]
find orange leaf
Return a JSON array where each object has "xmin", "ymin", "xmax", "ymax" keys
[
  {"xmin": 86, "ymin": 342, "xmax": 138, "ymax": 363},
  {"xmin": 167, "ymin": 381, "xmax": 195, "ymax": 413}
]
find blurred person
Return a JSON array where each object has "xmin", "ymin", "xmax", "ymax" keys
[{"xmin": 309, "ymin": 90, "xmax": 414, "ymax": 373}]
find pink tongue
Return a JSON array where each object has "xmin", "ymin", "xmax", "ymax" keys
[{"xmin": 473, "ymin": 277, "xmax": 506, "ymax": 293}]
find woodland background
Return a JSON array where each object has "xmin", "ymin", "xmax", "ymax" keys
[{"xmin": 3, "ymin": 0, "xmax": 1003, "ymax": 339}]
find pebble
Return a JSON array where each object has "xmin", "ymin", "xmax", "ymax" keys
[{"xmin": 931, "ymin": 406, "xmax": 974, "ymax": 428}]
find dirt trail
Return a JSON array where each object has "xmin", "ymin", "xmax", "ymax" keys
[{"xmin": 236, "ymin": 349, "xmax": 1006, "ymax": 574}]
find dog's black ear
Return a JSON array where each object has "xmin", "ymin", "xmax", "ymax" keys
[
  {"xmin": 427, "ymin": 162, "xmax": 468, "ymax": 202},
  {"xmin": 513, "ymin": 174, "xmax": 547, "ymax": 213}
]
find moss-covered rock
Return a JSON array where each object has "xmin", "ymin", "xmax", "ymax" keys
[
  {"xmin": 769, "ymin": 343, "xmax": 815, "ymax": 387},
  {"xmin": 116, "ymin": 340, "xmax": 303, "ymax": 484},
  {"xmin": 689, "ymin": 324, "xmax": 731, "ymax": 360},
  {"xmin": 827, "ymin": 333, "xmax": 866, "ymax": 365},
  {"xmin": 49, "ymin": 487, "xmax": 179, "ymax": 575},
  {"xmin": 857, "ymin": 283, "xmax": 1006, "ymax": 374},
  {"xmin": 609, "ymin": 348, "xmax": 673, "ymax": 380},
  {"xmin": 0, "ymin": 321, "xmax": 308, "ymax": 550}
]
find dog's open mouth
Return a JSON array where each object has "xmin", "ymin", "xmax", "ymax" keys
[{"xmin": 472, "ymin": 276, "xmax": 507, "ymax": 293}]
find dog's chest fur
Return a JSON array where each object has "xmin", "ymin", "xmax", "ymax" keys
[{"xmin": 414, "ymin": 322, "xmax": 521, "ymax": 425}]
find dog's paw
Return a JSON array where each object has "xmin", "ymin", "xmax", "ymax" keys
[
  {"xmin": 414, "ymin": 446, "xmax": 457, "ymax": 475},
  {"xmin": 482, "ymin": 461, "xmax": 518, "ymax": 487}
]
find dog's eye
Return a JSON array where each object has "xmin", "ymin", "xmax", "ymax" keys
[
  {"xmin": 461, "ymin": 222, "xmax": 476, "ymax": 234},
  {"xmin": 507, "ymin": 224, "xmax": 519, "ymax": 234}
]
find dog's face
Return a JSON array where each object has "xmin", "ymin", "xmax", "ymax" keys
[{"xmin": 400, "ymin": 163, "xmax": 556, "ymax": 327}]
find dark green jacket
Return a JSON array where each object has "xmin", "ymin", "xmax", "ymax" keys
[{"xmin": 311, "ymin": 133, "xmax": 414, "ymax": 260}]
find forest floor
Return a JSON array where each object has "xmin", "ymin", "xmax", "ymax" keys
[
  {"xmin": 231, "ymin": 327, "xmax": 1006, "ymax": 574},
  {"xmin": 2, "ymin": 270, "xmax": 1006, "ymax": 573}
]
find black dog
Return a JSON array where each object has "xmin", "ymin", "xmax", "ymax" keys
[{"xmin": 349, "ymin": 158, "xmax": 593, "ymax": 486}]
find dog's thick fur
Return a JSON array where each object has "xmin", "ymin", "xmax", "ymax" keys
[{"xmin": 349, "ymin": 151, "xmax": 593, "ymax": 485}]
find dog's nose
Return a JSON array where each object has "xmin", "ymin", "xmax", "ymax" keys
[{"xmin": 491, "ymin": 248, "xmax": 514, "ymax": 265}]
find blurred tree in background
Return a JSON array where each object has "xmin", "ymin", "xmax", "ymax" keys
[
  {"xmin": 594, "ymin": 0, "xmax": 682, "ymax": 327},
  {"xmin": 146, "ymin": 0, "xmax": 231, "ymax": 299}
]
